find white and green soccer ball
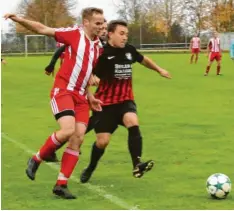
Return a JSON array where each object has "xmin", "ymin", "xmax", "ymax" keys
[{"xmin": 206, "ymin": 173, "xmax": 231, "ymax": 199}]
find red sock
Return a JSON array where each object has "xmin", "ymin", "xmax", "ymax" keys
[
  {"xmin": 56, "ymin": 148, "xmax": 79, "ymax": 186},
  {"xmin": 217, "ymin": 65, "xmax": 221, "ymax": 75},
  {"xmin": 206, "ymin": 66, "xmax": 210, "ymax": 74},
  {"xmin": 33, "ymin": 133, "xmax": 61, "ymax": 163}
]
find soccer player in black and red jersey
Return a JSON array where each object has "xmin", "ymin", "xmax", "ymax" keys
[{"xmin": 80, "ymin": 20, "xmax": 171, "ymax": 183}]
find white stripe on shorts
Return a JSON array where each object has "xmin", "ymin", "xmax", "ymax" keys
[{"xmin": 50, "ymin": 98, "xmax": 59, "ymax": 114}]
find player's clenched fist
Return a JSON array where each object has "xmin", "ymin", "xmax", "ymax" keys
[{"xmin": 4, "ymin": 13, "xmax": 18, "ymax": 21}]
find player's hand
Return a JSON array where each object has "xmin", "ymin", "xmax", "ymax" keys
[
  {"xmin": 88, "ymin": 95, "xmax": 103, "ymax": 111},
  {"xmin": 88, "ymin": 74, "xmax": 100, "ymax": 86},
  {"xmin": 45, "ymin": 65, "xmax": 55, "ymax": 77},
  {"xmin": 3, "ymin": 13, "xmax": 18, "ymax": 21},
  {"xmin": 158, "ymin": 69, "xmax": 171, "ymax": 79},
  {"xmin": 1, "ymin": 59, "xmax": 7, "ymax": 65}
]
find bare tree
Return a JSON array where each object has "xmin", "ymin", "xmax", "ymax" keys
[
  {"xmin": 115, "ymin": 0, "xmax": 146, "ymax": 23},
  {"xmin": 15, "ymin": 0, "xmax": 77, "ymax": 34}
]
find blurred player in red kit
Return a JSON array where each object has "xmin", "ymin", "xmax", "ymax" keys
[
  {"xmin": 204, "ymin": 31, "xmax": 222, "ymax": 76},
  {"xmin": 189, "ymin": 33, "xmax": 201, "ymax": 64}
]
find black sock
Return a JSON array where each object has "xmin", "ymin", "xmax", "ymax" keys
[
  {"xmin": 56, "ymin": 141, "xmax": 66, "ymax": 151},
  {"xmin": 87, "ymin": 142, "xmax": 105, "ymax": 171},
  {"xmin": 128, "ymin": 126, "xmax": 142, "ymax": 168}
]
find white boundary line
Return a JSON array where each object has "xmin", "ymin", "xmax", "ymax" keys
[{"xmin": 1, "ymin": 133, "xmax": 138, "ymax": 210}]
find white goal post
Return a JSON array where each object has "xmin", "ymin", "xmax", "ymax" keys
[{"xmin": 24, "ymin": 34, "xmax": 46, "ymax": 57}]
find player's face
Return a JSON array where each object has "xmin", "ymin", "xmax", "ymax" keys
[
  {"xmin": 84, "ymin": 13, "xmax": 104, "ymax": 37},
  {"xmin": 98, "ymin": 22, "xmax": 108, "ymax": 40},
  {"xmin": 213, "ymin": 32, "xmax": 218, "ymax": 38},
  {"xmin": 109, "ymin": 25, "xmax": 128, "ymax": 48}
]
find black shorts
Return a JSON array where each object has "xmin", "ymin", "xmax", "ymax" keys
[{"xmin": 93, "ymin": 100, "xmax": 137, "ymax": 134}]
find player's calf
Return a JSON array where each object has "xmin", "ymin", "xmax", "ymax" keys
[{"xmin": 44, "ymin": 152, "xmax": 59, "ymax": 162}]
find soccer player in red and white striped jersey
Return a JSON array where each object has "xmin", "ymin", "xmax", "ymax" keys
[
  {"xmin": 4, "ymin": 7, "xmax": 105, "ymax": 199},
  {"xmin": 44, "ymin": 20, "xmax": 108, "ymax": 162},
  {"xmin": 189, "ymin": 33, "xmax": 200, "ymax": 64},
  {"xmin": 204, "ymin": 31, "xmax": 222, "ymax": 76}
]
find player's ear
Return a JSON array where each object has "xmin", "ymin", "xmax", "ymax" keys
[
  {"xmin": 83, "ymin": 18, "xmax": 89, "ymax": 26},
  {"xmin": 108, "ymin": 31, "xmax": 113, "ymax": 39}
]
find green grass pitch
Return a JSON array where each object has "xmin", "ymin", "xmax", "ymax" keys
[{"xmin": 1, "ymin": 53, "xmax": 234, "ymax": 209}]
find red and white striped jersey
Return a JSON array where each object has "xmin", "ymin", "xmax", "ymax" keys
[
  {"xmin": 56, "ymin": 42, "xmax": 64, "ymax": 48},
  {"xmin": 54, "ymin": 26, "xmax": 103, "ymax": 96},
  {"xmin": 192, "ymin": 37, "xmax": 200, "ymax": 48},
  {"xmin": 209, "ymin": 38, "xmax": 221, "ymax": 52}
]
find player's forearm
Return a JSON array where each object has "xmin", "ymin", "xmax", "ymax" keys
[
  {"xmin": 207, "ymin": 46, "xmax": 210, "ymax": 54},
  {"xmin": 49, "ymin": 46, "xmax": 66, "ymax": 67},
  {"xmin": 87, "ymin": 87, "xmax": 95, "ymax": 101},
  {"xmin": 141, "ymin": 56, "xmax": 164, "ymax": 74},
  {"xmin": 189, "ymin": 43, "xmax": 192, "ymax": 50},
  {"xmin": 11, "ymin": 16, "xmax": 53, "ymax": 36}
]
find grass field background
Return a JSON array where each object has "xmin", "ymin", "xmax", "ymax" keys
[{"xmin": 1, "ymin": 53, "xmax": 234, "ymax": 210}]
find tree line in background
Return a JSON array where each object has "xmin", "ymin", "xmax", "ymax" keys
[
  {"xmin": 116, "ymin": 0, "xmax": 234, "ymax": 46},
  {"xmin": 1, "ymin": 0, "xmax": 234, "ymax": 52}
]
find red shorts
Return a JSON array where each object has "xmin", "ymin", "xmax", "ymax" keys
[
  {"xmin": 209, "ymin": 52, "xmax": 221, "ymax": 62},
  {"xmin": 50, "ymin": 88, "xmax": 89, "ymax": 125},
  {"xmin": 192, "ymin": 48, "xmax": 199, "ymax": 54}
]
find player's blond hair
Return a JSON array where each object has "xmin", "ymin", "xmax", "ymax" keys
[{"xmin": 82, "ymin": 7, "xmax": 103, "ymax": 20}]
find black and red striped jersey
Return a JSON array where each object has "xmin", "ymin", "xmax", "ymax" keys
[{"xmin": 94, "ymin": 43, "xmax": 144, "ymax": 105}]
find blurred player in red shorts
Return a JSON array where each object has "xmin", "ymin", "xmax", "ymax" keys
[
  {"xmin": 189, "ymin": 33, "xmax": 200, "ymax": 64},
  {"xmin": 204, "ymin": 31, "xmax": 222, "ymax": 76}
]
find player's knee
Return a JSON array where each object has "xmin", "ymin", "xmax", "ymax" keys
[
  {"xmin": 123, "ymin": 112, "xmax": 139, "ymax": 127},
  {"xmin": 96, "ymin": 137, "xmax": 110, "ymax": 149},
  {"xmin": 68, "ymin": 133, "xmax": 84, "ymax": 151},
  {"xmin": 61, "ymin": 126, "xmax": 76, "ymax": 140},
  {"xmin": 74, "ymin": 133, "xmax": 85, "ymax": 146}
]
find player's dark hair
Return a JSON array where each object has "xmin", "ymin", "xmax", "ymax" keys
[
  {"xmin": 82, "ymin": 7, "xmax": 103, "ymax": 20},
  {"xmin": 107, "ymin": 20, "xmax": 128, "ymax": 33}
]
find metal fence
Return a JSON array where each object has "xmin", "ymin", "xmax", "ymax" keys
[
  {"xmin": 1, "ymin": 32, "xmax": 233, "ymax": 56},
  {"xmin": 1, "ymin": 33, "xmax": 56, "ymax": 55}
]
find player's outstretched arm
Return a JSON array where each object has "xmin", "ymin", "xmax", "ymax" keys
[
  {"xmin": 141, "ymin": 56, "xmax": 171, "ymax": 79},
  {"xmin": 206, "ymin": 41, "xmax": 211, "ymax": 56},
  {"xmin": 45, "ymin": 45, "xmax": 66, "ymax": 75},
  {"xmin": 4, "ymin": 14, "xmax": 55, "ymax": 37},
  {"xmin": 219, "ymin": 44, "xmax": 222, "ymax": 57}
]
